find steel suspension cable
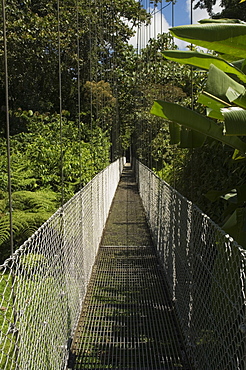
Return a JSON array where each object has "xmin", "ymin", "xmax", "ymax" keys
[
  {"xmin": 110, "ymin": 3, "xmax": 118, "ymax": 161},
  {"xmin": 151, "ymin": 1, "xmax": 171, "ymax": 16},
  {"xmin": 2, "ymin": 0, "xmax": 13, "ymax": 257},
  {"xmin": 160, "ymin": 0, "xmax": 166, "ymax": 180},
  {"xmin": 138, "ymin": 0, "xmax": 144, "ymax": 164},
  {"xmin": 57, "ymin": 0, "xmax": 65, "ymax": 207},
  {"xmin": 171, "ymin": 0, "xmax": 177, "ymax": 189},
  {"xmin": 153, "ymin": 1, "xmax": 158, "ymax": 171},
  {"xmin": 76, "ymin": 0, "xmax": 83, "ymax": 189},
  {"xmin": 190, "ymin": 0, "xmax": 194, "ymax": 199},
  {"xmin": 88, "ymin": 3, "xmax": 94, "ymax": 179},
  {"xmin": 190, "ymin": 0, "xmax": 194, "ymax": 111},
  {"xmin": 135, "ymin": 0, "xmax": 141, "ymax": 162}
]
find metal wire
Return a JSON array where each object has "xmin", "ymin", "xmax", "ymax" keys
[
  {"xmin": 0, "ymin": 158, "xmax": 125, "ymax": 370},
  {"xmin": 1, "ymin": 0, "xmax": 13, "ymax": 257},
  {"xmin": 1, "ymin": 158, "xmax": 245, "ymax": 369},
  {"xmin": 76, "ymin": 0, "xmax": 83, "ymax": 190},
  {"xmin": 71, "ymin": 165, "xmax": 190, "ymax": 369},
  {"xmin": 136, "ymin": 160, "xmax": 246, "ymax": 370},
  {"xmin": 57, "ymin": 0, "xmax": 65, "ymax": 208}
]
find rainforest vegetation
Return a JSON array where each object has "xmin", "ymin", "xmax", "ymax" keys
[{"xmin": 1, "ymin": 0, "xmax": 246, "ymax": 261}]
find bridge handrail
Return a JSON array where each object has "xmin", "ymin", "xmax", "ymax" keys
[
  {"xmin": 135, "ymin": 160, "xmax": 246, "ymax": 370},
  {"xmin": 0, "ymin": 157, "xmax": 125, "ymax": 370}
]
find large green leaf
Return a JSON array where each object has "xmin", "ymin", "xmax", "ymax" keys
[
  {"xmin": 169, "ymin": 122, "xmax": 206, "ymax": 148},
  {"xmin": 221, "ymin": 107, "xmax": 246, "ymax": 135},
  {"xmin": 232, "ymin": 59, "xmax": 246, "ymax": 74},
  {"xmin": 150, "ymin": 100, "xmax": 246, "ymax": 153},
  {"xmin": 204, "ymin": 188, "xmax": 236, "ymax": 202},
  {"xmin": 222, "ymin": 207, "xmax": 246, "ymax": 247},
  {"xmin": 205, "ymin": 64, "xmax": 246, "ymax": 108},
  {"xmin": 170, "ymin": 23, "xmax": 246, "ymax": 60},
  {"xmin": 199, "ymin": 19, "xmax": 245, "ymax": 24},
  {"xmin": 232, "ymin": 149, "xmax": 246, "ymax": 160},
  {"xmin": 179, "ymin": 127, "xmax": 206, "ymax": 148},
  {"xmin": 169, "ymin": 122, "xmax": 180, "ymax": 144},
  {"xmin": 206, "ymin": 184, "xmax": 246, "ymax": 204},
  {"xmin": 162, "ymin": 50, "xmax": 246, "ymax": 83},
  {"xmin": 198, "ymin": 91, "xmax": 230, "ymax": 120},
  {"xmin": 236, "ymin": 184, "xmax": 246, "ymax": 204}
]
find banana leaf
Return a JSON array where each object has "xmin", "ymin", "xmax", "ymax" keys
[
  {"xmin": 236, "ymin": 184, "xmax": 246, "ymax": 204},
  {"xmin": 206, "ymin": 109, "xmax": 223, "ymax": 120},
  {"xmin": 199, "ymin": 19, "xmax": 245, "ymax": 24},
  {"xmin": 179, "ymin": 127, "xmax": 206, "ymax": 148},
  {"xmin": 222, "ymin": 208, "xmax": 246, "ymax": 247},
  {"xmin": 232, "ymin": 149, "xmax": 246, "ymax": 160},
  {"xmin": 221, "ymin": 107, "xmax": 246, "ymax": 135},
  {"xmin": 204, "ymin": 188, "xmax": 237, "ymax": 202},
  {"xmin": 162, "ymin": 50, "xmax": 246, "ymax": 83},
  {"xmin": 150, "ymin": 100, "xmax": 246, "ymax": 153},
  {"xmin": 221, "ymin": 190, "xmax": 238, "ymax": 203},
  {"xmin": 232, "ymin": 59, "xmax": 246, "ymax": 74},
  {"xmin": 205, "ymin": 64, "xmax": 246, "ymax": 108},
  {"xmin": 169, "ymin": 122, "xmax": 206, "ymax": 148},
  {"xmin": 170, "ymin": 23, "xmax": 246, "ymax": 60},
  {"xmin": 169, "ymin": 122, "xmax": 180, "ymax": 144},
  {"xmin": 198, "ymin": 91, "xmax": 230, "ymax": 120}
]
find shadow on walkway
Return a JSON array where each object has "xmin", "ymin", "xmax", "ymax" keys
[{"xmin": 69, "ymin": 165, "xmax": 191, "ymax": 370}]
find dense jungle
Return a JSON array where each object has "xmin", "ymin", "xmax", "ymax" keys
[{"xmin": 1, "ymin": 0, "xmax": 246, "ymax": 261}]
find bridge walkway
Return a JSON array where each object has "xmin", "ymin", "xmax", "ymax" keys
[{"xmin": 69, "ymin": 164, "xmax": 191, "ymax": 369}]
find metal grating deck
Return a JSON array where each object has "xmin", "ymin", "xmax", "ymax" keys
[{"xmin": 69, "ymin": 165, "xmax": 190, "ymax": 369}]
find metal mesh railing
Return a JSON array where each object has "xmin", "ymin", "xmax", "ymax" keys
[
  {"xmin": 135, "ymin": 160, "xmax": 246, "ymax": 370},
  {"xmin": 0, "ymin": 158, "xmax": 125, "ymax": 370}
]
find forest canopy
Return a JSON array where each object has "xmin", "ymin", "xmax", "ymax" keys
[{"xmin": 2, "ymin": 0, "xmax": 246, "ymax": 258}]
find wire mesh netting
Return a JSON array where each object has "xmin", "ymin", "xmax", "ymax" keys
[
  {"xmin": 0, "ymin": 158, "xmax": 125, "ymax": 370},
  {"xmin": 1, "ymin": 159, "xmax": 245, "ymax": 369},
  {"xmin": 70, "ymin": 165, "xmax": 190, "ymax": 369},
  {"xmin": 136, "ymin": 160, "xmax": 246, "ymax": 370}
]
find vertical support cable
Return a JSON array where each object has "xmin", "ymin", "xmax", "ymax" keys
[
  {"xmin": 153, "ymin": 1, "xmax": 158, "ymax": 171},
  {"xmin": 171, "ymin": 0, "xmax": 175, "ymax": 52},
  {"xmin": 148, "ymin": 0, "xmax": 151, "ymax": 168},
  {"xmin": 138, "ymin": 0, "xmax": 144, "ymax": 164},
  {"xmin": 136, "ymin": 2, "xmax": 141, "ymax": 163},
  {"xmin": 57, "ymin": 0, "xmax": 64, "ymax": 207},
  {"xmin": 2, "ymin": 0, "xmax": 13, "ymax": 257},
  {"xmin": 171, "ymin": 0, "xmax": 177, "ymax": 189},
  {"xmin": 88, "ymin": 3, "xmax": 94, "ymax": 180},
  {"xmin": 190, "ymin": 0, "xmax": 194, "ymax": 111},
  {"xmin": 190, "ymin": 0, "xmax": 194, "ymax": 199},
  {"xmin": 76, "ymin": 0, "xmax": 82, "ymax": 189}
]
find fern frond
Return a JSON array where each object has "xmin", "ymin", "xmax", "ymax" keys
[
  {"xmin": 0, "ymin": 218, "xmax": 11, "ymax": 246},
  {"xmin": 0, "ymin": 210, "xmax": 54, "ymax": 263},
  {"xmin": 12, "ymin": 190, "xmax": 58, "ymax": 213}
]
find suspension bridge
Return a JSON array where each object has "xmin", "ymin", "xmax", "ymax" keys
[
  {"xmin": 0, "ymin": 0, "xmax": 246, "ymax": 368},
  {"xmin": 0, "ymin": 159, "xmax": 245, "ymax": 369}
]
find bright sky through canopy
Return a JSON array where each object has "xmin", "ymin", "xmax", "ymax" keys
[{"xmin": 129, "ymin": 0, "xmax": 223, "ymax": 50}]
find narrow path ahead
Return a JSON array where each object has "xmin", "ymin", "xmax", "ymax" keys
[{"xmin": 70, "ymin": 165, "xmax": 190, "ymax": 370}]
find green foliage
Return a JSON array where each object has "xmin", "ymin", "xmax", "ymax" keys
[
  {"xmin": 170, "ymin": 23, "xmax": 246, "ymax": 60},
  {"xmin": 20, "ymin": 253, "xmax": 47, "ymax": 278},
  {"xmin": 12, "ymin": 190, "xmax": 57, "ymax": 212},
  {"xmin": 194, "ymin": 0, "xmax": 246, "ymax": 22},
  {"xmin": 0, "ymin": 0, "xmax": 149, "ymax": 126},
  {"xmin": 151, "ymin": 100, "xmax": 246, "ymax": 152},
  {"xmin": 116, "ymin": 32, "xmax": 196, "ymax": 168},
  {"xmin": 163, "ymin": 50, "xmax": 246, "ymax": 83},
  {"xmin": 151, "ymin": 19, "xmax": 246, "ymax": 247},
  {"xmin": 0, "ymin": 272, "xmax": 14, "ymax": 370},
  {"xmin": 0, "ymin": 111, "xmax": 111, "ymax": 261},
  {"xmin": 0, "ymin": 0, "xmax": 152, "ymax": 263}
]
